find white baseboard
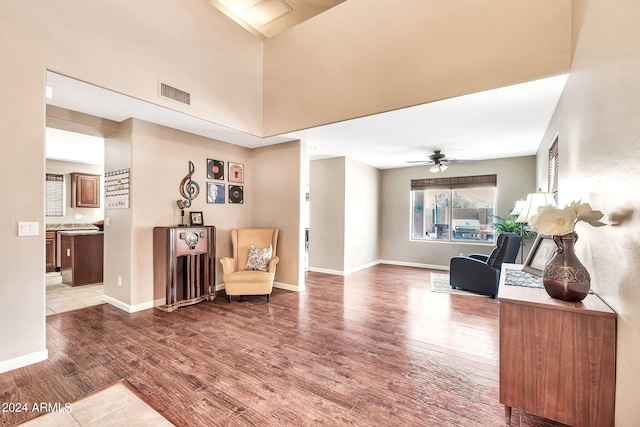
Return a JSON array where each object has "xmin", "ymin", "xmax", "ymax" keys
[
  {"xmin": 273, "ymin": 281, "xmax": 301, "ymax": 292},
  {"xmin": 103, "ymin": 295, "xmax": 155, "ymax": 313},
  {"xmin": 217, "ymin": 282, "xmax": 301, "ymax": 292},
  {"xmin": 307, "ymin": 260, "xmax": 382, "ymax": 276},
  {"xmin": 306, "ymin": 267, "xmax": 346, "ymax": 276},
  {"xmin": 0, "ymin": 349, "xmax": 48, "ymax": 374},
  {"xmin": 344, "ymin": 260, "xmax": 382, "ymax": 275},
  {"xmin": 380, "ymin": 260, "xmax": 449, "ymax": 271},
  {"xmin": 308, "ymin": 259, "xmax": 446, "ymax": 275}
]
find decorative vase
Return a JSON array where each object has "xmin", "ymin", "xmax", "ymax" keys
[{"xmin": 542, "ymin": 232, "xmax": 591, "ymax": 302}]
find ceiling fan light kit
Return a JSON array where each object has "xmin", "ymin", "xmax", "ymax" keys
[
  {"xmin": 408, "ymin": 150, "xmax": 466, "ymax": 173},
  {"xmin": 429, "ymin": 163, "xmax": 448, "ymax": 173}
]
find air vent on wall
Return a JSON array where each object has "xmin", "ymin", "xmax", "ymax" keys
[{"xmin": 159, "ymin": 82, "xmax": 191, "ymax": 105}]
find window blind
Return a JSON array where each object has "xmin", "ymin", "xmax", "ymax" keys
[
  {"xmin": 410, "ymin": 174, "xmax": 497, "ymax": 191},
  {"xmin": 548, "ymin": 137, "xmax": 559, "ymax": 200}
]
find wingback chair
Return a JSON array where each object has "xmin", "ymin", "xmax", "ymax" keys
[
  {"xmin": 220, "ymin": 228, "xmax": 279, "ymax": 303},
  {"xmin": 448, "ymin": 232, "xmax": 522, "ymax": 297}
]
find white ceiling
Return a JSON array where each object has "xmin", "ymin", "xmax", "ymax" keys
[
  {"xmin": 45, "ymin": 71, "xmax": 567, "ymax": 170},
  {"xmin": 46, "ymin": 127, "xmax": 104, "ymax": 165}
]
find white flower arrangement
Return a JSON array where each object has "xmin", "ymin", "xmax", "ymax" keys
[{"xmin": 529, "ymin": 201, "xmax": 606, "ymax": 236}]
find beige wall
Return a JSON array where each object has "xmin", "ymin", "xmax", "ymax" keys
[
  {"xmin": 380, "ymin": 156, "xmax": 536, "ymax": 268},
  {"xmin": 263, "ymin": 0, "xmax": 571, "ymax": 135},
  {"xmin": 308, "ymin": 157, "xmax": 381, "ymax": 274},
  {"xmin": 251, "ymin": 142, "xmax": 306, "ymax": 289},
  {"xmin": 344, "ymin": 158, "xmax": 381, "ymax": 273},
  {"xmin": 0, "ymin": 36, "xmax": 47, "ymax": 371},
  {"xmin": 1, "ymin": 0, "xmax": 263, "ymax": 136},
  {"xmin": 536, "ymin": 0, "xmax": 640, "ymax": 423},
  {"xmin": 103, "ymin": 120, "xmax": 134, "ymax": 306},
  {"xmin": 309, "ymin": 158, "xmax": 346, "ymax": 272}
]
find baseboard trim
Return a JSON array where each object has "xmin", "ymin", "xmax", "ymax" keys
[
  {"xmin": 273, "ymin": 281, "xmax": 300, "ymax": 292},
  {"xmin": 0, "ymin": 349, "xmax": 48, "ymax": 374},
  {"xmin": 380, "ymin": 260, "xmax": 449, "ymax": 271},
  {"xmin": 216, "ymin": 282, "xmax": 301, "ymax": 292},
  {"xmin": 103, "ymin": 295, "xmax": 154, "ymax": 313},
  {"xmin": 306, "ymin": 267, "xmax": 346, "ymax": 276},
  {"xmin": 307, "ymin": 260, "xmax": 383, "ymax": 276}
]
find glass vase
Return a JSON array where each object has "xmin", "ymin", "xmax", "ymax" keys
[{"xmin": 542, "ymin": 232, "xmax": 591, "ymax": 301}]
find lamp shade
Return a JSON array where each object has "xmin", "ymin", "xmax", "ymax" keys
[
  {"xmin": 509, "ymin": 200, "xmax": 525, "ymax": 216},
  {"xmin": 515, "ymin": 192, "xmax": 556, "ymax": 224}
]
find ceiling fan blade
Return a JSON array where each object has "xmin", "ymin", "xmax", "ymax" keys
[
  {"xmin": 447, "ymin": 159, "xmax": 476, "ymax": 164},
  {"xmin": 406, "ymin": 160, "xmax": 435, "ymax": 164}
]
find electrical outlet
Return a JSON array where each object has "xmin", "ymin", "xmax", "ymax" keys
[
  {"xmin": 117, "ymin": 276, "xmax": 122, "ymax": 286},
  {"xmin": 75, "ymin": 214, "xmax": 82, "ymax": 219}
]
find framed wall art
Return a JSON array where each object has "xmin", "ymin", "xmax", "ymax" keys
[
  {"xmin": 207, "ymin": 182, "xmax": 225, "ymax": 204},
  {"xmin": 207, "ymin": 159, "xmax": 224, "ymax": 180},
  {"xmin": 228, "ymin": 185, "xmax": 243, "ymax": 204},
  {"xmin": 228, "ymin": 162, "xmax": 244, "ymax": 183}
]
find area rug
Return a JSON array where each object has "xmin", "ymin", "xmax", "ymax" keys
[
  {"xmin": 430, "ymin": 273, "xmax": 484, "ymax": 297},
  {"xmin": 17, "ymin": 379, "xmax": 183, "ymax": 426}
]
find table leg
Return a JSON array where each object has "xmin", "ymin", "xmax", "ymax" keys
[{"xmin": 505, "ymin": 405, "xmax": 512, "ymax": 426}]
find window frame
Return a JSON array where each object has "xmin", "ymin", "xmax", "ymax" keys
[{"xmin": 410, "ymin": 174, "xmax": 497, "ymax": 244}]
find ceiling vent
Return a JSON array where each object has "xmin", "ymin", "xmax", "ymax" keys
[{"xmin": 159, "ymin": 82, "xmax": 191, "ymax": 105}]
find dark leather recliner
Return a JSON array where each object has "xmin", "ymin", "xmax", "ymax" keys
[{"xmin": 449, "ymin": 232, "xmax": 522, "ymax": 297}]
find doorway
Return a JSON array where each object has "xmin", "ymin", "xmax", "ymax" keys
[{"xmin": 45, "ymin": 127, "xmax": 105, "ymax": 315}]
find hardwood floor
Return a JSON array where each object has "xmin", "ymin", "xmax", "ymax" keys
[{"xmin": 1, "ymin": 265, "xmax": 567, "ymax": 426}]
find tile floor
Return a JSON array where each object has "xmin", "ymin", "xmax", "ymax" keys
[
  {"xmin": 18, "ymin": 382, "xmax": 174, "ymax": 426},
  {"xmin": 46, "ymin": 282, "xmax": 105, "ymax": 316}
]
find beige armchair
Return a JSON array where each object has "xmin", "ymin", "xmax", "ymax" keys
[{"xmin": 220, "ymin": 228, "xmax": 279, "ymax": 303}]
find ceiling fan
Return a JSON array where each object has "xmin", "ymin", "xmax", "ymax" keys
[{"xmin": 406, "ymin": 150, "xmax": 472, "ymax": 173}]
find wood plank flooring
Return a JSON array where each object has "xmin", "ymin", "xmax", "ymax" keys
[{"xmin": 1, "ymin": 265, "xmax": 567, "ymax": 426}]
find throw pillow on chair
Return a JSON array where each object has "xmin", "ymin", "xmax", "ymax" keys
[{"xmin": 244, "ymin": 244, "xmax": 272, "ymax": 272}]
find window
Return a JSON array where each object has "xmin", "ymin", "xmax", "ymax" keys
[
  {"xmin": 411, "ymin": 175, "xmax": 497, "ymax": 243},
  {"xmin": 45, "ymin": 173, "xmax": 64, "ymax": 217}
]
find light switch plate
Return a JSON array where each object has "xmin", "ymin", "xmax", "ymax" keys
[{"xmin": 18, "ymin": 222, "xmax": 39, "ymax": 236}]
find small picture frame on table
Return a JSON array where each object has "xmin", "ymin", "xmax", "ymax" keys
[
  {"xmin": 189, "ymin": 211, "xmax": 204, "ymax": 226},
  {"xmin": 522, "ymin": 234, "xmax": 557, "ymax": 276}
]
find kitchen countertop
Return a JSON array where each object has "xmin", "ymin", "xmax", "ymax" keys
[
  {"xmin": 57, "ymin": 230, "xmax": 104, "ymax": 236},
  {"xmin": 46, "ymin": 223, "xmax": 100, "ymax": 232}
]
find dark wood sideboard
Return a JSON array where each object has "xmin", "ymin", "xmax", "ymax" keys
[
  {"xmin": 153, "ymin": 226, "xmax": 216, "ymax": 312},
  {"xmin": 498, "ymin": 264, "xmax": 616, "ymax": 427}
]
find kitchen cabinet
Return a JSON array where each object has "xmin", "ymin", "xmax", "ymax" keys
[
  {"xmin": 45, "ymin": 231, "xmax": 56, "ymax": 272},
  {"xmin": 71, "ymin": 173, "xmax": 100, "ymax": 208},
  {"xmin": 60, "ymin": 231, "xmax": 104, "ymax": 286}
]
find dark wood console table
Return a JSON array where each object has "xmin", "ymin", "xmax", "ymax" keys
[
  {"xmin": 153, "ymin": 226, "xmax": 216, "ymax": 312},
  {"xmin": 498, "ymin": 264, "xmax": 616, "ymax": 427}
]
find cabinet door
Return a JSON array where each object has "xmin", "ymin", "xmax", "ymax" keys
[
  {"xmin": 45, "ymin": 231, "xmax": 56, "ymax": 272},
  {"xmin": 72, "ymin": 173, "xmax": 100, "ymax": 208}
]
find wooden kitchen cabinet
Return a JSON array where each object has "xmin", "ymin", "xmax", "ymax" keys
[
  {"xmin": 60, "ymin": 231, "xmax": 104, "ymax": 286},
  {"xmin": 71, "ymin": 173, "xmax": 100, "ymax": 208},
  {"xmin": 45, "ymin": 231, "xmax": 56, "ymax": 272},
  {"xmin": 498, "ymin": 265, "xmax": 616, "ymax": 427}
]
